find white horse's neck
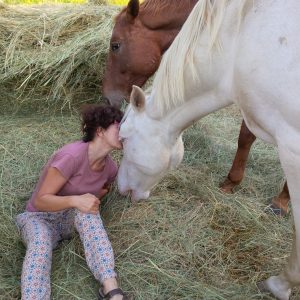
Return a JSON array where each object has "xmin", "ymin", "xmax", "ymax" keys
[
  {"xmin": 165, "ymin": 90, "xmax": 233, "ymax": 136},
  {"xmin": 148, "ymin": 0, "xmax": 245, "ymax": 129}
]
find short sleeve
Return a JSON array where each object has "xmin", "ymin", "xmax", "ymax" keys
[
  {"xmin": 50, "ymin": 152, "xmax": 76, "ymax": 180},
  {"xmin": 106, "ymin": 159, "xmax": 118, "ymax": 185}
]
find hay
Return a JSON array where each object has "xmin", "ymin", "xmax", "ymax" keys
[
  {"xmin": 0, "ymin": 105, "xmax": 299, "ymax": 299},
  {"xmin": 0, "ymin": 3, "xmax": 119, "ymax": 113}
]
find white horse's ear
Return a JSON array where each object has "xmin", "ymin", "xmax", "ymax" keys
[
  {"xmin": 126, "ymin": 0, "xmax": 139, "ymax": 21},
  {"xmin": 130, "ymin": 85, "xmax": 145, "ymax": 112}
]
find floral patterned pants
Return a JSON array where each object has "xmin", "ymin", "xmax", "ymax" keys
[{"xmin": 16, "ymin": 209, "xmax": 116, "ymax": 300}]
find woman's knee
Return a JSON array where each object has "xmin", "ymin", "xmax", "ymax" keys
[
  {"xmin": 22, "ymin": 220, "xmax": 55, "ymax": 250},
  {"xmin": 25, "ymin": 233, "xmax": 53, "ymax": 259}
]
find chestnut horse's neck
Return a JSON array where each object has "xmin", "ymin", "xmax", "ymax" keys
[
  {"xmin": 136, "ymin": 0, "xmax": 198, "ymax": 52},
  {"xmin": 140, "ymin": 0, "xmax": 198, "ymax": 29}
]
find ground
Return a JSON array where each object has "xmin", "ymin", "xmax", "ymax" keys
[{"xmin": 0, "ymin": 104, "xmax": 298, "ymax": 299}]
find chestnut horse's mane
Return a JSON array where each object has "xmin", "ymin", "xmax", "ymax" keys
[{"xmin": 141, "ymin": 0, "xmax": 197, "ymax": 15}]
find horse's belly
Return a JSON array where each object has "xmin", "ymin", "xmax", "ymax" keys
[{"xmin": 234, "ymin": 0, "xmax": 300, "ymax": 144}]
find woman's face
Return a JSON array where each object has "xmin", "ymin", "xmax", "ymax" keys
[{"xmin": 102, "ymin": 122, "xmax": 123, "ymax": 150}]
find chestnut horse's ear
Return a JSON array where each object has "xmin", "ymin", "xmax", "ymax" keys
[
  {"xmin": 126, "ymin": 0, "xmax": 139, "ymax": 21},
  {"xmin": 130, "ymin": 85, "xmax": 145, "ymax": 112}
]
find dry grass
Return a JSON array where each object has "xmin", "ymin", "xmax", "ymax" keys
[
  {"xmin": 0, "ymin": 2, "xmax": 298, "ymax": 300},
  {"xmin": 0, "ymin": 106, "xmax": 298, "ymax": 299},
  {"xmin": 0, "ymin": 3, "xmax": 119, "ymax": 113}
]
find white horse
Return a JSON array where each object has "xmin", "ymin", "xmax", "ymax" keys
[{"xmin": 117, "ymin": 0, "xmax": 300, "ymax": 298}]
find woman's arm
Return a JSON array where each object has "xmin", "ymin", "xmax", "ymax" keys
[{"xmin": 34, "ymin": 167, "xmax": 100, "ymax": 214}]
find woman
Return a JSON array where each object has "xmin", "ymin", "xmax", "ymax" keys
[{"xmin": 16, "ymin": 104, "xmax": 127, "ymax": 300}]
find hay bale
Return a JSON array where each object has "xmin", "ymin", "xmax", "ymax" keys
[{"xmin": 0, "ymin": 3, "xmax": 120, "ymax": 112}]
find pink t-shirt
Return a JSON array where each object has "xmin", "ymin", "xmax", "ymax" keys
[{"xmin": 26, "ymin": 141, "xmax": 118, "ymax": 212}]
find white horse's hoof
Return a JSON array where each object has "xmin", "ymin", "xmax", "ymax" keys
[{"xmin": 258, "ymin": 277, "xmax": 291, "ymax": 300}]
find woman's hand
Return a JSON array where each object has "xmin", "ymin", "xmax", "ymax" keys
[{"xmin": 72, "ymin": 193, "xmax": 100, "ymax": 214}]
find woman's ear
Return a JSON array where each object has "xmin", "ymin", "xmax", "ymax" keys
[{"xmin": 96, "ymin": 127, "xmax": 104, "ymax": 137}]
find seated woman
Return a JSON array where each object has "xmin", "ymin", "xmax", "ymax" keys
[{"xmin": 16, "ymin": 104, "xmax": 127, "ymax": 300}]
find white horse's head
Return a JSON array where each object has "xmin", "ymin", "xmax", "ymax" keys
[{"xmin": 118, "ymin": 86, "xmax": 184, "ymax": 201}]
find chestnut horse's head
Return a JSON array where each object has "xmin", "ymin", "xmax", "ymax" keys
[
  {"xmin": 102, "ymin": 0, "xmax": 162, "ymax": 107},
  {"xmin": 102, "ymin": 0, "xmax": 198, "ymax": 107}
]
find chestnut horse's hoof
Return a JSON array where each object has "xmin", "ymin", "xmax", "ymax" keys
[
  {"xmin": 257, "ymin": 278, "xmax": 291, "ymax": 300},
  {"xmin": 265, "ymin": 204, "xmax": 288, "ymax": 217},
  {"xmin": 219, "ymin": 178, "xmax": 239, "ymax": 194}
]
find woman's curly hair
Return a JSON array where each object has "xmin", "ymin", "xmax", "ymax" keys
[{"xmin": 80, "ymin": 104, "xmax": 123, "ymax": 142}]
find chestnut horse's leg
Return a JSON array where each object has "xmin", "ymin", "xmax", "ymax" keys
[
  {"xmin": 220, "ymin": 120, "xmax": 291, "ymax": 215},
  {"xmin": 270, "ymin": 182, "xmax": 290, "ymax": 216},
  {"xmin": 220, "ymin": 119, "xmax": 256, "ymax": 193}
]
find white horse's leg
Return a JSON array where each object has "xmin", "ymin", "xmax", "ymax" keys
[{"xmin": 260, "ymin": 142, "xmax": 300, "ymax": 300}]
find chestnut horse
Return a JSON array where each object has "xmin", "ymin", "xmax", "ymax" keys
[{"xmin": 102, "ymin": 0, "xmax": 289, "ymax": 215}]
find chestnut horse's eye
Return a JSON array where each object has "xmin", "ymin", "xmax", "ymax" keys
[{"xmin": 111, "ymin": 42, "xmax": 121, "ymax": 52}]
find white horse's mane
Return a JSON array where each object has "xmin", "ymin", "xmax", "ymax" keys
[{"xmin": 152, "ymin": 0, "xmax": 248, "ymax": 116}]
